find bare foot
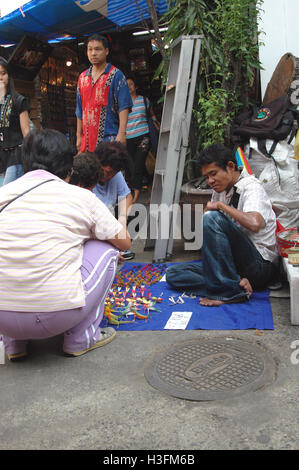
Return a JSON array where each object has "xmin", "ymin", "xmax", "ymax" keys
[
  {"xmin": 199, "ymin": 292, "xmax": 250, "ymax": 307},
  {"xmin": 239, "ymin": 278, "xmax": 253, "ymax": 296},
  {"xmin": 199, "ymin": 278, "xmax": 252, "ymax": 307},
  {"xmin": 199, "ymin": 297, "xmax": 224, "ymax": 307}
]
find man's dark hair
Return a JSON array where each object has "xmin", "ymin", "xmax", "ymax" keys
[
  {"xmin": 87, "ymin": 34, "xmax": 109, "ymax": 50},
  {"xmin": 69, "ymin": 152, "xmax": 100, "ymax": 189},
  {"xmin": 22, "ymin": 129, "xmax": 74, "ymax": 180},
  {"xmin": 94, "ymin": 141, "xmax": 133, "ymax": 187},
  {"xmin": 196, "ymin": 144, "xmax": 237, "ymax": 171}
]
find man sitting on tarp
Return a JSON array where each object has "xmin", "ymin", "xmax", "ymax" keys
[{"xmin": 166, "ymin": 144, "xmax": 279, "ymax": 306}]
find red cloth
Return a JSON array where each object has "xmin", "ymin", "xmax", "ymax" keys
[
  {"xmin": 276, "ymin": 219, "xmax": 285, "ymax": 234},
  {"xmin": 78, "ymin": 65, "xmax": 116, "ymax": 152}
]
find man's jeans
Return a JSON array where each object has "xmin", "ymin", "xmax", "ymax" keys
[
  {"xmin": 2, "ymin": 164, "xmax": 23, "ymax": 185},
  {"xmin": 166, "ymin": 210, "xmax": 274, "ymax": 301}
]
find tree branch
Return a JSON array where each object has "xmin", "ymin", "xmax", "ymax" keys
[{"xmin": 145, "ymin": 0, "xmax": 169, "ymax": 69}]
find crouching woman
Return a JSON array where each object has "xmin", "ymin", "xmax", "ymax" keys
[{"xmin": 0, "ymin": 129, "xmax": 131, "ymax": 361}]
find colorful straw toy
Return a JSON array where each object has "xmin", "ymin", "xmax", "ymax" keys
[
  {"xmin": 235, "ymin": 146, "xmax": 253, "ymax": 175},
  {"xmin": 103, "ymin": 263, "xmax": 166, "ymax": 327}
]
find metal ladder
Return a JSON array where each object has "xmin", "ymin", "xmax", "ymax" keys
[{"xmin": 145, "ymin": 35, "xmax": 203, "ymax": 262}]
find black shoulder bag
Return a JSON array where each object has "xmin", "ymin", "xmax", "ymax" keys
[{"xmin": 143, "ymin": 96, "xmax": 159, "ymax": 156}]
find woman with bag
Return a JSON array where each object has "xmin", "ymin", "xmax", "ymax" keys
[
  {"xmin": 0, "ymin": 129, "xmax": 131, "ymax": 361},
  {"xmin": 126, "ymin": 77, "xmax": 160, "ymax": 203},
  {"xmin": 0, "ymin": 57, "xmax": 30, "ymax": 185}
]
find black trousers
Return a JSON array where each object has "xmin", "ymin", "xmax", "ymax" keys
[{"xmin": 126, "ymin": 134, "xmax": 151, "ymax": 190}]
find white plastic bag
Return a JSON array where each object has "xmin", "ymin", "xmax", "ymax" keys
[{"xmin": 246, "ymin": 137, "xmax": 299, "ymax": 228}]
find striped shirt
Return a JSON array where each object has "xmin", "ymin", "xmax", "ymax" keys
[
  {"xmin": 0, "ymin": 170, "xmax": 122, "ymax": 312},
  {"xmin": 126, "ymin": 95, "xmax": 149, "ymax": 139}
]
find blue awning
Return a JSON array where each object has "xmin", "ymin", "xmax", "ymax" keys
[{"xmin": 0, "ymin": 0, "xmax": 169, "ymax": 45}]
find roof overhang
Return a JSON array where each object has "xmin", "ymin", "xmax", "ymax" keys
[{"xmin": 0, "ymin": 0, "xmax": 169, "ymax": 45}]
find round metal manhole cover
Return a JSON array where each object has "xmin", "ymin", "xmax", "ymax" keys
[{"xmin": 144, "ymin": 338, "xmax": 277, "ymax": 401}]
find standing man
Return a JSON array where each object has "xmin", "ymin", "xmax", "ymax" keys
[{"xmin": 76, "ymin": 34, "xmax": 132, "ymax": 153}]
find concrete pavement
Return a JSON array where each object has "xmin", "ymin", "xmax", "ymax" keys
[{"xmin": 1, "ymin": 214, "xmax": 299, "ymax": 450}]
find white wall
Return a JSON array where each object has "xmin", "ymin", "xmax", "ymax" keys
[{"xmin": 258, "ymin": 0, "xmax": 299, "ymax": 99}]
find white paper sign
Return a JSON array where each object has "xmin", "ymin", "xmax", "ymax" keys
[{"xmin": 164, "ymin": 311, "xmax": 192, "ymax": 330}]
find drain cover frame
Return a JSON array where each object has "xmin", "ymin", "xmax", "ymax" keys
[{"xmin": 144, "ymin": 337, "xmax": 277, "ymax": 401}]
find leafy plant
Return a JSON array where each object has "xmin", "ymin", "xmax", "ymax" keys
[
  {"xmin": 196, "ymin": 86, "xmax": 232, "ymax": 148},
  {"xmin": 151, "ymin": 0, "xmax": 264, "ymax": 156}
]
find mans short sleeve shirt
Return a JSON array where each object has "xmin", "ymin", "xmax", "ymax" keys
[
  {"xmin": 211, "ymin": 169, "xmax": 278, "ymax": 262},
  {"xmin": 76, "ymin": 63, "xmax": 132, "ymax": 141}
]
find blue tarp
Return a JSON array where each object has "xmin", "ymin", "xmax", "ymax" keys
[
  {"xmin": 101, "ymin": 262, "xmax": 274, "ymax": 331},
  {"xmin": 0, "ymin": 0, "xmax": 169, "ymax": 45}
]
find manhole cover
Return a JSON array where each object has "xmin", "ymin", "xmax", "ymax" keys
[{"xmin": 144, "ymin": 338, "xmax": 277, "ymax": 401}]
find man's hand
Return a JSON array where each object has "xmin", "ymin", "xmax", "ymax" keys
[
  {"xmin": 76, "ymin": 136, "xmax": 81, "ymax": 152},
  {"xmin": 115, "ymin": 132, "xmax": 127, "ymax": 146},
  {"xmin": 118, "ymin": 252, "xmax": 126, "ymax": 263},
  {"xmin": 76, "ymin": 118, "xmax": 83, "ymax": 152},
  {"xmin": 117, "ymin": 109, "xmax": 129, "ymax": 146},
  {"xmin": 206, "ymin": 201, "xmax": 221, "ymax": 211},
  {"xmin": 206, "ymin": 200, "xmax": 263, "ymax": 233}
]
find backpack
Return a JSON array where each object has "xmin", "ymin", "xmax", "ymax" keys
[{"xmin": 230, "ymin": 94, "xmax": 298, "ymax": 157}]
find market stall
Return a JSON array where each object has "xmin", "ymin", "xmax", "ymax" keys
[{"xmin": 0, "ymin": 0, "xmax": 167, "ymax": 148}]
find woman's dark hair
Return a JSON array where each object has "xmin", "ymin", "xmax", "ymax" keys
[
  {"xmin": 87, "ymin": 34, "xmax": 109, "ymax": 50},
  {"xmin": 196, "ymin": 144, "xmax": 237, "ymax": 171},
  {"xmin": 126, "ymin": 76, "xmax": 141, "ymax": 93},
  {"xmin": 94, "ymin": 141, "xmax": 133, "ymax": 187},
  {"xmin": 69, "ymin": 152, "xmax": 100, "ymax": 189},
  {"xmin": 126, "ymin": 76, "xmax": 137, "ymax": 85},
  {"xmin": 0, "ymin": 56, "xmax": 18, "ymax": 106},
  {"xmin": 22, "ymin": 129, "xmax": 74, "ymax": 179}
]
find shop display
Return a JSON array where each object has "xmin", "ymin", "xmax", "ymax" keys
[
  {"xmin": 8, "ymin": 35, "xmax": 52, "ymax": 81},
  {"xmin": 39, "ymin": 54, "xmax": 79, "ymax": 149}
]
